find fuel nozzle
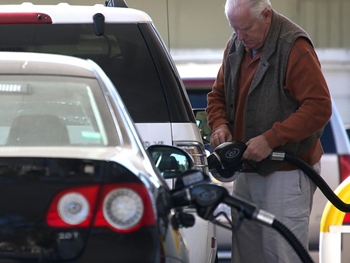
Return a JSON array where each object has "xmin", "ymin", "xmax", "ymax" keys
[{"xmin": 207, "ymin": 141, "xmax": 247, "ymax": 182}]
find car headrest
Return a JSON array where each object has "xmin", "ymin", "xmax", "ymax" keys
[{"xmin": 7, "ymin": 114, "xmax": 70, "ymax": 146}]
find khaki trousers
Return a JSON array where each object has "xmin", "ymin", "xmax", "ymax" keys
[{"xmin": 231, "ymin": 163, "xmax": 319, "ymax": 263}]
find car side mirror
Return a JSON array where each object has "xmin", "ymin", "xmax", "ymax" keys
[{"xmin": 147, "ymin": 145, "xmax": 194, "ymax": 179}]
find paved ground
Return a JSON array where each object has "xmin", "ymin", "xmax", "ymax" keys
[
  {"xmin": 219, "ymin": 251, "xmax": 350, "ymax": 263},
  {"xmin": 215, "ymin": 219, "xmax": 350, "ymax": 263},
  {"xmin": 218, "ymin": 252, "xmax": 318, "ymax": 263},
  {"xmin": 310, "ymin": 251, "xmax": 319, "ymax": 263}
]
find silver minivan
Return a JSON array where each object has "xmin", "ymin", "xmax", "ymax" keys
[{"xmin": 0, "ymin": 2, "xmax": 217, "ymax": 262}]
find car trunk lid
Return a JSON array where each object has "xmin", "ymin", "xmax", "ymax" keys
[{"xmin": 0, "ymin": 157, "xmax": 105, "ymax": 261}]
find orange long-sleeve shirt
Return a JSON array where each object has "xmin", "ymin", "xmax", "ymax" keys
[{"xmin": 207, "ymin": 38, "xmax": 332, "ymax": 167}]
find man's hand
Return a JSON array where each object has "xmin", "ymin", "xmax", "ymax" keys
[
  {"xmin": 243, "ymin": 135, "xmax": 272, "ymax": 162},
  {"xmin": 210, "ymin": 124, "xmax": 233, "ymax": 149}
]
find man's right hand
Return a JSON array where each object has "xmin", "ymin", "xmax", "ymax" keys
[{"xmin": 210, "ymin": 124, "xmax": 233, "ymax": 149}]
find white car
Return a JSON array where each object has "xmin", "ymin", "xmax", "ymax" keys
[
  {"xmin": 0, "ymin": 51, "xmax": 194, "ymax": 263},
  {"xmin": 0, "ymin": 2, "xmax": 217, "ymax": 263}
]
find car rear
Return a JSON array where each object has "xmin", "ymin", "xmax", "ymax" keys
[
  {"xmin": 0, "ymin": 156, "xmax": 161, "ymax": 263},
  {"xmin": 0, "ymin": 52, "xmax": 189, "ymax": 263}
]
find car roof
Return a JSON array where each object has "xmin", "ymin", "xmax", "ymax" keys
[
  {"xmin": 0, "ymin": 3, "xmax": 152, "ymax": 23},
  {"xmin": 0, "ymin": 52, "xmax": 97, "ymax": 77}
]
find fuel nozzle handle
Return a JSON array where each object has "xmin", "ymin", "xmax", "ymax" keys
[
  {"xmin": 171, "ymin": 184, "xmax": 227, "ymax": 220},
  {"xmin": 171, "ymin": 183, "xmax": 275, "ymax": 224}
]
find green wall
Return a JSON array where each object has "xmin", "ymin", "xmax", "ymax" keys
[{"xmin": 4, "ymin": 0, "xmax": 350, "ymax": 49}]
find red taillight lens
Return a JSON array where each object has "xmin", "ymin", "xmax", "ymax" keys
[
  {"xmin": 46, "ymin": 185, "xmax": 100, "ymax": 227},
  {"xmin": 0, "ymin": 13, "xmax": 52, "ymax": 24},
  {"xmin": 339, "ymin": 155, "xmax": 350, "ymax": 182},
  {"xmin": 46, "ymin": 183, "xmax": 156, "ymax": 232},
  {"xmin": 338, "ymin": 155, "xmax": 350, "ymax": 224}
]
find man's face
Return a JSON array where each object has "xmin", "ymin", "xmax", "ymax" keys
[{"xmin": 227, "ymin": 6, "xmax": 271, "ymax": 50}]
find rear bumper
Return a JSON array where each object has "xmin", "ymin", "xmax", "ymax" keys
[{"xmin": 0, "ymin": 227, "xmax": 160, "ymax": 263}]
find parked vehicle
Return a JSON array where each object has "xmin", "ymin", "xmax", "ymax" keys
[
  {"xmin": 345, "ymin": 124, "xmax": 350, "ymax": 141},
  {"xmin": 179, "ymin": 64, "xmax": 350, "ymax": 259},
  {"xmin": 0, "ymin": 2, "xmax": 217, "ymax": 262},
  {"xmin": 0, "ymin": 51, "xmax": 195, "ymax": 263}
]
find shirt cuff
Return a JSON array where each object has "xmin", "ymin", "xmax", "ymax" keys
[{"xmin": 263, "ymin": 128, "xmax": 282, "ymax": 149}]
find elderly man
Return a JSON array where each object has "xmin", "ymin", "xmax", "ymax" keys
[{"xmin": 206, "ymin": 0, "xmax": 332, "ymax": 262}]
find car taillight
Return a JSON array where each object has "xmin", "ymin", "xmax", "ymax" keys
[
  {"xmin": 102, "ymin": 187, "xmax": 144, "ymax": 230},
  {"xmin": 94, "ymin": 183, "xmax": 156, "ymax": 232},
  {"xmin": 58, "ymin": 192, "xmax": 90, "ymax": 225},
  {"xmin": 46, "ymin": 185, "xmax": 99, "ymax": 227},
  {"xmin": 339, "ymin": 155, "xmax": 350, "ymax": 224},
  {"xmin": 339, "ymin": 155, "xmax": 350, "ymax": 182},
  {"xmin": 175, "ymin": 142, "xmax": 209, "ymax": 173},
  {"xmin": 0, "ymin": 13, "xmax": 52, "ymax": 24},
  {"xmin": 46, "ymin": 183, "xmax": 156, "ymax": 232}
]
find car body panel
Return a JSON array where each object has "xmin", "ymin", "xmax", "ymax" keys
[
  {"xmin": 180, "ymin": 212, "xmax": 217, "ymax": 263},
  {"xmin": 0, "ymin": 157, "xmax": 154, "ymax": 262},
  {"xmin": 135, "ymin": 123, "xmax": 173, "ymax": 148}
]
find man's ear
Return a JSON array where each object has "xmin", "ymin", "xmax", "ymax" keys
[{"xmin": 263, "ymin": 8, "xmax": 272, "ymax": 23}]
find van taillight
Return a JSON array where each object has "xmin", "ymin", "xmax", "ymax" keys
[
  {"xmin": 175, "ymin": 141, "xmax": 209, "ymax": 173},
  {"xmin": 46, "ymin": 183, "xmax": 156, "ymax": 232},
  {"xmin": 339, "ymin": 155, "xmax": 350, "ymax": 224},
  {"xmin": 0, "ymin": 13, "xmax": 52, "ymax": 24}
]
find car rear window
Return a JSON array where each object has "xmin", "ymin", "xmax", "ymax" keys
[{"xmin": 0, "ymin": 75, "xmax": 119, "ymax": 147}]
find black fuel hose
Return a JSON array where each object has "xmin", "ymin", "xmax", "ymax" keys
[
  {"xmin": 271, "ymin": 152, "xmax": 350, "ymax": 212},
  {"xmin": 222, "ymin": 193, "xmax": 315, "ymax": 263},
  {"xmin": 272, "ymin": 218, "xmax": 314, "ymax": 263},
  {"xmin": 172, "ymin": 183, "xmax": 315, "ymax": 263}
]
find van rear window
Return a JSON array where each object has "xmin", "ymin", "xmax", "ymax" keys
[{"xmin": 0, "ymin": 23, "xmax": 169, "ymax": 123}]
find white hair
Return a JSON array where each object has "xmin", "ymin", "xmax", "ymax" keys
[{"xmin": 225, "ymin": 0, "xmax": 271, "ymax": 20}]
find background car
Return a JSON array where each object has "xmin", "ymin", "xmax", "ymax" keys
[
  {"xmin": 179, "ymin": 69, "xmax": 350, "ymax": 261},
  {"xmin": 0, "ymin": 2, "xmax": 217, "ymax": 262},
  {"xmin": 0, "ymin": 51, "xmax": 193, "ymax": 263},
  {"xmin": 345, "ymin": 124, "xmax": 350, "ymax": 141}
]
